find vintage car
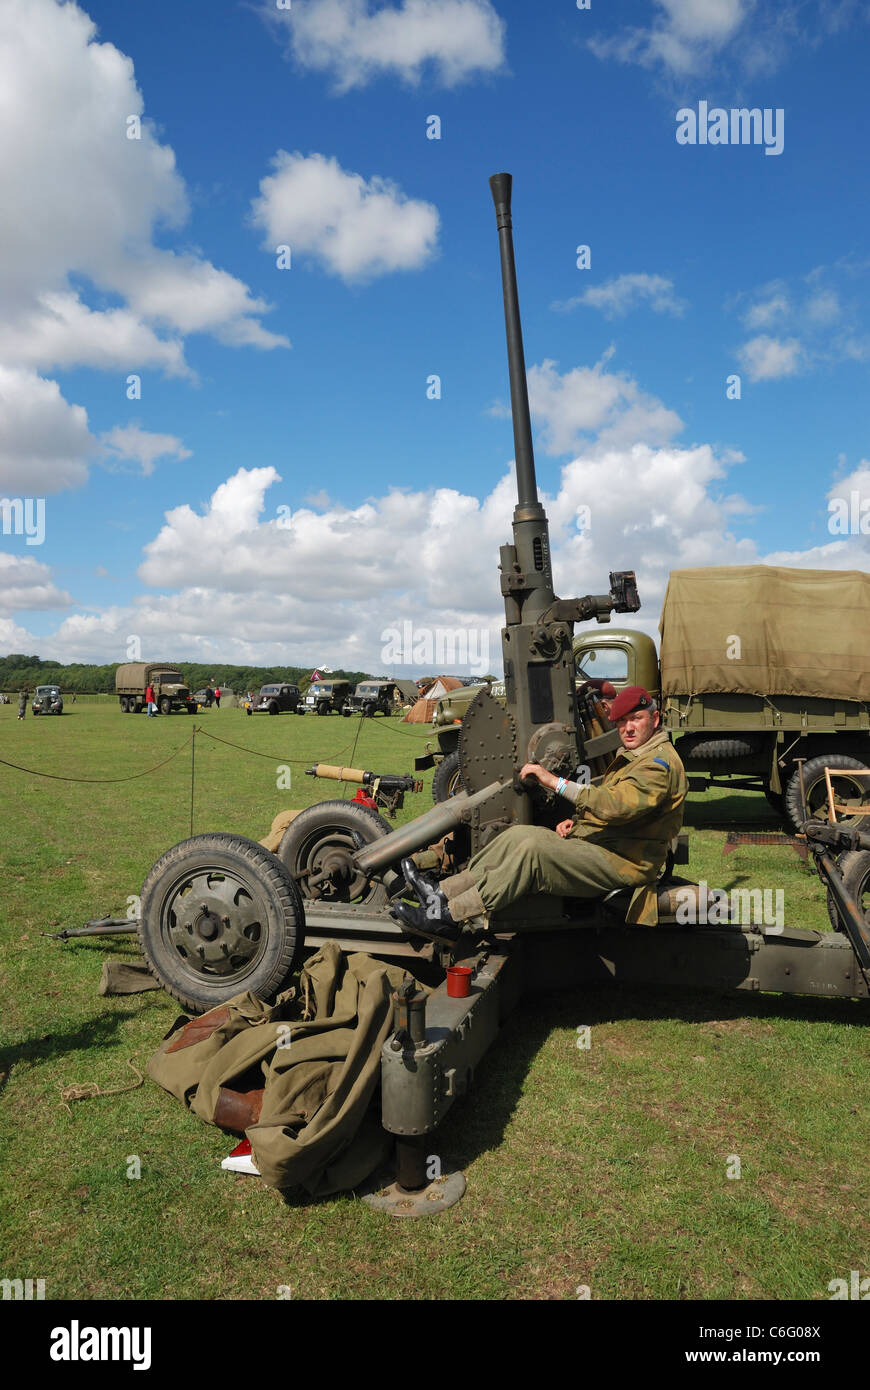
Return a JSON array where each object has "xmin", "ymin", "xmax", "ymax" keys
[
  {"xmin": 301, "ymin": 680, "xmax": 351, "ymax": 715},
  {"xmin": 32, "ymin": 684, "xmax": 64, "ymax": 715},
  {"xmin": 250, "ymin": 683, "xmax": 302, "ymax": 715},
  {"xmin": 343, "ymin": 680, "xmax": 405, "ymax": 717}
]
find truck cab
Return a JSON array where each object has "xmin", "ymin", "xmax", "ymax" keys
[{"xmin": 574, "ymin": 630, "xmax": 660, "ymax": 700}]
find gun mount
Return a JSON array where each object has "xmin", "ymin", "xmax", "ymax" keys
[{"xmin": 113, "ymin": 175, "xmax": 869, "ymax": 1216}]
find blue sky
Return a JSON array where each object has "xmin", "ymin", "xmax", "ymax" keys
[{"xmin": 1, "ymin": 0, "xmax": 868, "ymax": 676}]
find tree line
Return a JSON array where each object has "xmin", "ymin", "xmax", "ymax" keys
[{"xmin": 0, "ymin": 654, "xmax": 370, "ymax": 694}]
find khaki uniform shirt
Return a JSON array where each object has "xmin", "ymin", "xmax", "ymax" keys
[{"xmin": 564, "ymin": 727, "xmax": 688, "ymax": 923}]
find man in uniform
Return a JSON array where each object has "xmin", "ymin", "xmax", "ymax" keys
[{"xmin": 391, "ymin": 685, "xmax": 687, "ymax": 941}]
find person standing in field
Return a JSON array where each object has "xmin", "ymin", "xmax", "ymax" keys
[
  {"xmin": 18, "ymin": 688, "xmax": 27, "ymax": 720},
  {"xmin": 214, "ymin": 686, "xmax": 221, "ymax": 708},
  {"xmin": 145, "ymin": 683, "xmax": 155, "ymax": 717}
]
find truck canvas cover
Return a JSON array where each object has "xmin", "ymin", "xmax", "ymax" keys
[{"xmin": 659, "ymin": 565, "xmax": 870, "ymax": 702}]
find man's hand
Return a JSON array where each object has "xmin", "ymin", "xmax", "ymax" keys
[
  {"xmin": 556, "ymin": 819, "xmax": 574, "ymax": 838},
  {"xmin": 519, "ymin": 762, "xmax": 557, "ymax": 791}
]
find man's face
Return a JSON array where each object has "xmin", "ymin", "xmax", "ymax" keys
[{"xmin": 616, "ymin": 705, "xmax": 660, "ymax": 751}]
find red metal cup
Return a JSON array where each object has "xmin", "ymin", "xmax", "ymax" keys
[{"xmin": 446, "ymin": 965, "xmax": 473, "ymax": 998}]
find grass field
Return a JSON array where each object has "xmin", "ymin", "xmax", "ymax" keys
[{"xmin": 1, "ymin": 699, "xmax": 868, "ymax": 1301}]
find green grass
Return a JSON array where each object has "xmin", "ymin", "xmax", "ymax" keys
[{"xmin": 1, "ymin": 700, "xmax": 868, "ymax": 1300}]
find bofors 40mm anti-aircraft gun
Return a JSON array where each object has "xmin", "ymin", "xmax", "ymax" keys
[{"xmin": 135, "ymin": 175, "xmax": 870, "ymax": 1211}]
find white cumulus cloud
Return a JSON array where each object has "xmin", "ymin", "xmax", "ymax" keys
[
  {"xmin": 0, "ymin": 0, "xmax": 288, "ymax": 479},
  {"xmin": 100, "ymin": 425, "xmax": 193, "ymax": 477},
  {"xmin": 588, "ymin": 0, "xmax": 747, "ymax": 76},
  {"xmin": 0, "ymin": 553, "xmax": 73, "ymax": 613},
  {"xmin": 738, "ymin": 335, "xmax": 803, "ymax": 381},
  {"xmin": 0, "ymin": 367, "xmax": 93, "ymax": 494},
  {"xmin": 250, "ymin": 152, "xmax": 440, "ymax": 282},
  {"xmin": 554, "ymin": 273, "xmax": 686, "ymax": 319},
  {"xmin": 526, "ymin": 357, "xmax": 684, "ymax": 456},
  {"xmin": 266, "ymin": 0, "xmax": 506, "ymax": 92}
]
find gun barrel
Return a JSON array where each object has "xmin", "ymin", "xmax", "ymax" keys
[
  {"xmin": 353, "ymin": 780, "xmax": 510, "ymax": 875},
  {"xmin": 489, "ymin": 173, "xmax": 539, "ymax": 510}
]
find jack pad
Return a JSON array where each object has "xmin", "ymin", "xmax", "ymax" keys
[{"xmin": 360, "ymin": 1170, "xmax": 466, "ymax": 1217}]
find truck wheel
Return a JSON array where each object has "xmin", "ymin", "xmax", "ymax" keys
[
  {"xmin": 825, "ymin": 850, "xmax": 870, "ymax": 933},
  {"xmin": 159, "ymin": 696, "xmax": 171, "ymax": 716},
  {"xmin": 432, "ymin": 751, "xmax": 464, "ymax": 804},
  {"xmin": 138, "ymin": 833, "xmax": 304, "ymax": 1014},
  {"xmin": 784, "ymin": 754, "xmax": 870, "ymax": 833},
  {"xmin": 119, "ymin": 696, "xmax": 129, "ymax": 713},
  {"xmin": 677, "ymin": 735, "xmax": 760, "ymax": 762},
  {"xmin": 277, "ymin": 800, "xmax": 399, "ymax": 907}
]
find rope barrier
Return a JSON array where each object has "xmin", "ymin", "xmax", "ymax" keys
[
  {"xmin": 195, "ymin": 726, "xmax": 361, "ymax": 766},
  {"xmin": 0, "ymin": 733, "xmax": 195, "ymax": 783},
  {"xmin": 2, "ymin": 713, "xmax": 434, "ymax": 789}
]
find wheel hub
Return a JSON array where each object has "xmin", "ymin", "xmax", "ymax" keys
[
  {"xmin": 300, "ymin": 831, "xmax": 372, "ymax": 900},
  {"xmin": 164, "ymin": 873, "xmax": 266, "ymax": 979}
]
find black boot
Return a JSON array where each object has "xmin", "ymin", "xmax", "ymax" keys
[
  {"xmin": 400, "ymin": 858, "xmax": 452, "ymax": 919},
  {"xmin": 389, "ymin": 898, "xmax": 461, "ymax": 945}
]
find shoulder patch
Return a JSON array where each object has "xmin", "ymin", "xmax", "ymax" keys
[{"xmin": 653, "ymin": 757, "xmax": 670, "ymax": 769}]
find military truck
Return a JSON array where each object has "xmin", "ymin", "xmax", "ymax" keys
[
  {"xmin": 343, "ymin": 680, "xmax": 414, "ymax": 718},
  {"xmin": 115, "ymin": 662, "xmax": 195, "ymax": 715},
  {"xmin": 301, "ymin": 679, "xmax": 351, "ymax": 715},
  {"xmin": 573, "ymin": 565, "xmax": 870, "ymax": 830},
  {"xmin": 251, "ymin": 683, "xmax": 302, "ymax": 716},
  {"xmin": 32, "ymin": 684, "xmax": 63, "ymax": 715}
]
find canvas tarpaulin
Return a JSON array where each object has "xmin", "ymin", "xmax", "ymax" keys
[
  {"xmin": 147, "ymin": 942, "xmax": 411, "ymax": 1196},
  {"xmin": 659, "ymin": 565, "xmax": 870, "ymax": 702}
]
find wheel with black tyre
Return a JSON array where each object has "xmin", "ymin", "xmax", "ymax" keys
[
  {"xmin": 186, "ymin": 702, "xmax": 195, "ymax": 713},
  {"xmin": 277, "ymin": 799, "xmax": 399, "ymax": 907},
  {"xmin": 316, "ymin": 703, "xmax": 327, "ymax": 715},
  {"xmin": 432, "ymin": 750, "xmax": 464, "ymax": 804},
  {"xmin": 784, "ymin": 753, "xmax": 870, "ymax": 834},
  {"xmin": 825, "ymin": 849, "xmax": 870, "ymax": 933},
  {"xmin": 119, "ymin": 696, "xmax": 129, "ymax": 713},
  {"xmin": 138, "ymin": 833, "xmax": 304, "ymax": 1014},
  {"xmin": 159, "ymin": 696, "xmax": 171, "ymax": 716},
  {"xmin": 677, "ymin": 735, "xmax": 761, "ymax": 762},
  {"xmin": 268, "ymin": 701, "xmax": 279, "ymax": 715}
]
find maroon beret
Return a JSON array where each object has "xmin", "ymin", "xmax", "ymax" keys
[
  {"xmin": 586, "ymin": 678, "xmax": 617, "ymax": 699},
  {"xmin": 608, "ymin": 685, "xmax": 653, "ymax": 721}
]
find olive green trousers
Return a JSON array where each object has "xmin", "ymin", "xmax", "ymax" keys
[{"xmin": 446, "ymin": 824, "xmax": 648, "ymax": 921}]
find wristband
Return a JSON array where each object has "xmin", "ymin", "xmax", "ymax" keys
[{"xmin": 555, "ymin": 777, "xmax": 567, "ymax": 797}]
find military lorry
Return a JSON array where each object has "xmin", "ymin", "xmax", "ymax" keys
[
  {"xmin": 428, "ymin": 680, "xmax": 504, "ymax": 799},
  {"xmin": 250, "ymin": 683, "xmax": 302, "ymax": 716},
  {"xmin": 343, "ymin": 680, "xmax": 415, "ymax": 718},
  {"xmin": 573, "ymin": 565, "xmax": 870, "ymax": 831},
  {"xmin": 301, "ymin": 679, "xmax": 351, "ymax": 715},
  {"xmin": 115, "ymin": 662, "xmax": 196, "ymax": 715},
  {"xmin": 32, "ymin": 684, "xmax": 64, "ymax": 715}
]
